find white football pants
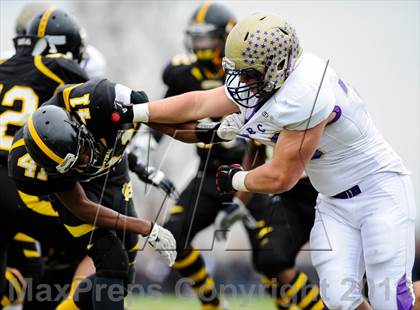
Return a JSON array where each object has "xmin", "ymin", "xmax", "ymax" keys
[{"xmin": 310, "ymin": 173, "xmax": 416, "ymax": 309}]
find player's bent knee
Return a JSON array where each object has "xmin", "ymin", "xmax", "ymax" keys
[
  {"xmin": 164, "ymin": 218, "xmax": 190, "ymax": 253},
  {"xmin": 318, "ymin": 275, "xmax": 363, "ymax": 310},
  {"xmin": 88, "ymin": 233, "xmax": 129, "ymax": 279},
  {"xmin": 253, "ymin": 250, "xmax": 294, "ymax": 277}
]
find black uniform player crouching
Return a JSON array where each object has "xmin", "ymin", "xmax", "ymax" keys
[{"xmin": 8, "ymin": 79, "xmax": 177, "ymax": 310}]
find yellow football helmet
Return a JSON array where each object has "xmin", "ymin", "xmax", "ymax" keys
[{"xmin": 223, "ymin": 13, "xmax": 302, "ymax": 107}]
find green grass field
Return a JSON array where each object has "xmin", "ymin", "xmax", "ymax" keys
[{"xmin": 125, "ymin": 295, "xmax": 274, "ymax": 310}]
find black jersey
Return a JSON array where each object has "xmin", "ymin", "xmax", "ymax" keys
[
  {"xmin": 0, "ymin": 36, "xmax": 88, "ymax": 160},
  {"xmin": 163, "ymin": 54, "xmax": 225, "ymax": 97},
  {"xmin": 8, "ymin": 79, "xmax": 137, "ymax": 195},
  {"xmin": 163, "ymin": 54, "xmax": 246, "ymax": 169}
]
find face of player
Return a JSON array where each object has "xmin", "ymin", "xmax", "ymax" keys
[
  {"xmin": 73, "ymin": 143, "xmax": 91, "ymax": 173},
  {"xmin": 190, "ymin": 34, "xmax": 225, "ymax": 69},
  {"xmin": 191, "ymin": 35, "xmax": 223, "ymax": 50},
  {"xmin": 238, "ymin": 68, "xmax": 265, "ymax": 94}
]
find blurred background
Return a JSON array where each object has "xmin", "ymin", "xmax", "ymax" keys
[{"xmin": 1, "ymin": 0, "xmax": 419, "ymax": 308}]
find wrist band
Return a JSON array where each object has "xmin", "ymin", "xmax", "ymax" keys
[
  {"xmin": 232, "ymin": 171, "xmax": 249, "ymax": 192},
  {"xmin": 133, "ymin": 103, "xmax": 150, "ymax": 123}
]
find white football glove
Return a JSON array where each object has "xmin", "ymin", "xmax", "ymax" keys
[
  {"xmin": 214, "ymin": 197, "xmax": 257, "ymax": 241},
  {"xmin": 148, "ymin": 223, "xmax": 177, "ymax": 266},
  {"xmin": 217, "ymin": 113, "xmax": 244, "ymax": 141}
]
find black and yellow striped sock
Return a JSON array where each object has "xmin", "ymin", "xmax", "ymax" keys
[
  {"xmin": 173, "ymin": 248, "xmax": 220, "ymax": 309},
  {"xmin": 262, "ymin": 271, "xmax": 324, "ymax": 310}
]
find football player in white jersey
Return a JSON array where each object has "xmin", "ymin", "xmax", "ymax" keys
[{"xmin": 127, "ymin": 13, "xmax": 418, "ymax": 310}]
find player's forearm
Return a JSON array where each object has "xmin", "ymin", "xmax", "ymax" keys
[
  {"xmin": 56, "ymin": 185, "xmax": 153, "ymax": 236},
  {"xmin": 240, "ymin": 163, "xmax": 300, "ymax": 194},
  {"xmin": 242, "ymin": 142, "xmax": 266, "ymax": 171},
  {"xmin": 133, "ymin": 86, "xmax": 238, "ymax": 124},
  {"xmin": 67, "ymin": 198, "xmax": 152, "ymax": 236},
  {"xmin": 148, "ymin": 121, "xmax": 232, "ymax": 145},
  {"xmin": 236, "ymin": 143, "xmax": 265, "ymax": 204},
  {"xmin": 146, "ymin": 91, "xmax": 205, "ymax": 124},
  {"xmin": 148, "ymin": 122, "xmax": 200, "ymax": 143}
]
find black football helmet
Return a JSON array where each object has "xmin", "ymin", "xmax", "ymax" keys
[
  {"xmin": 23, "ymin": 105, "xmax": 104, "ymax": 176},
  {"xmin": 185, "ymin": 2, "xmax": 236, "ymax": 70},
  {"xmin": 27, "ymin": 8, "xmax": 85, "ymax": 63}
]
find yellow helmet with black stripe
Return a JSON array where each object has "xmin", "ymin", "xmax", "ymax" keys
[{"xmin": 27, "ymin": 8, "xmax": 85, "ymax": 63}]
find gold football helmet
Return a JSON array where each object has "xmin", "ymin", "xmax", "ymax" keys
[{"xmin": 223, "ymin": 13, "xmax": 302, "ymax": 107}]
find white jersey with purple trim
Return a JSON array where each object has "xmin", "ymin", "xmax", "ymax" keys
[{"xmin": 225, "ymin": 52, "xmax": 409, "ymax": 196}]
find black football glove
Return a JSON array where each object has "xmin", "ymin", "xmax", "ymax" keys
[
  {"xmin": 127, "ymin": 152, "xmax": 179, "ymax": 200},
  {"xmin": 216, "ymin": 164, "xmax": 244, "ymax": 194}
]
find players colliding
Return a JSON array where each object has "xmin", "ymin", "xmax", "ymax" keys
[{"xmin": 125, "ymin": 13, "xmax": 417, "ymax": 310}]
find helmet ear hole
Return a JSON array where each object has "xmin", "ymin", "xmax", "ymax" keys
[{"xmin": 277, "ymin": 59, "xmax": 286, "ymax": 71}]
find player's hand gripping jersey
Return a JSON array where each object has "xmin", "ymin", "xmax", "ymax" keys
[
  {"xmin": 8, "ymin": 79, "xmax": 147, "ymax": 195},
  {"xmin": 225, "ymin": 52, "xmax": 409, "ymax": 196}
]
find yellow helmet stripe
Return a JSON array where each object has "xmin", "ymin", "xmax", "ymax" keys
[
  {"xmin": 196, "ymin": 2, "xmax": 211, "ymax": 23},
  {"xmin": 37, "ymin": 6, "xmax": 56, "ymax": 37},
  {"xmin": 27, "ymin": 114, "xmax": 64, "ymax": 164}
]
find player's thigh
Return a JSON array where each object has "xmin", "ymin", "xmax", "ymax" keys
[
  {"xmin": 248, "ymin": 194, "xmax": 310, "ymax": 276},
  {"xmin": 362, "ymin": 175, "xmax": 416, "ymax": 308},
  {"xmin": 164, "ymin": 175, "xmax": 223, "ymax": 247},
  {"xmin": 310, "ymin": 202, "xmax": 365, "ymax": 309},
  {"xmin": 117, "ymin": 199, "xmax": 140, "ymax": 268}
]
